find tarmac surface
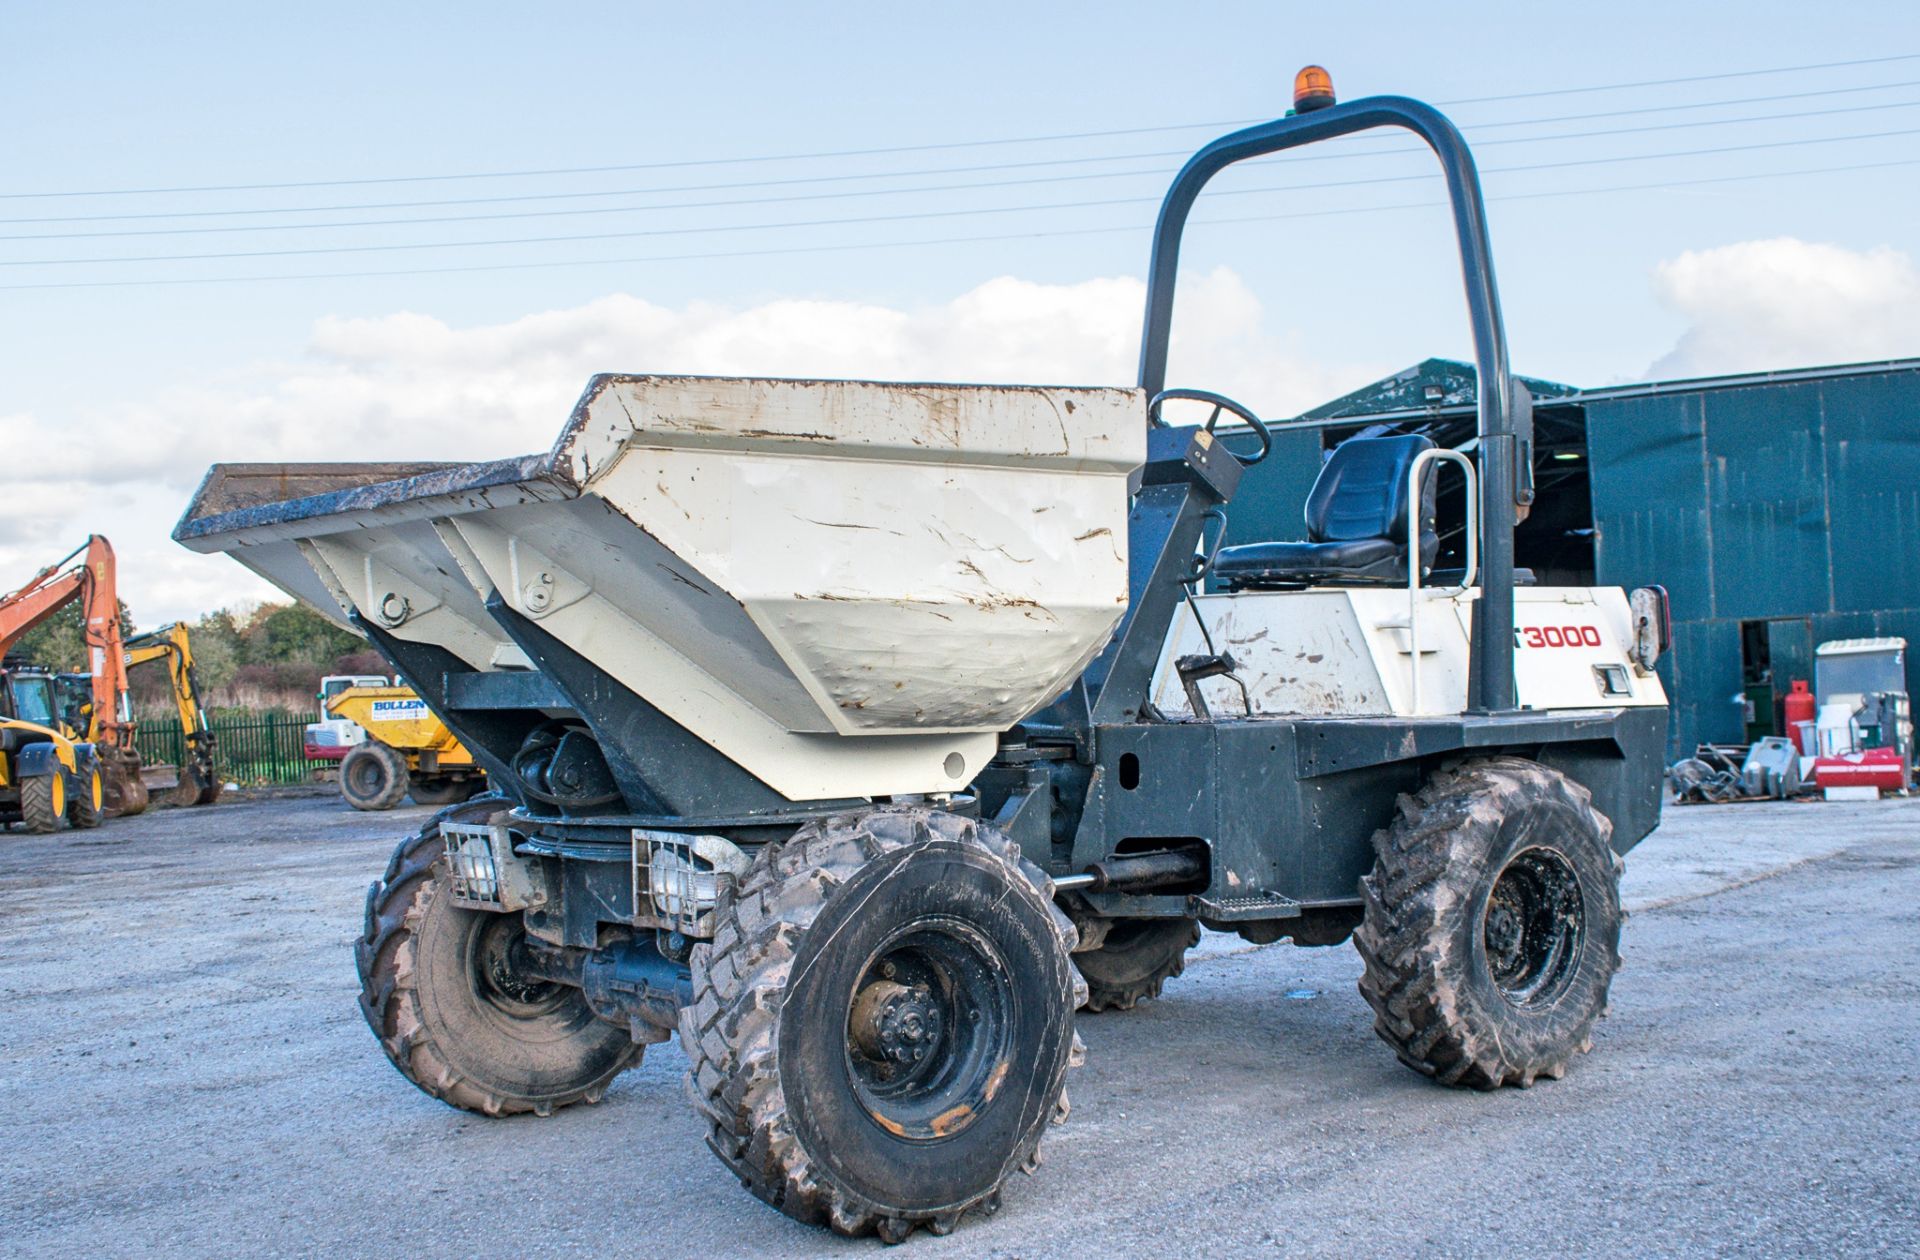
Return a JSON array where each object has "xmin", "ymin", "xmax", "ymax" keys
[{"xmin": 2, "ymin": 789, "xmax": 1915, "ymax": 1258}]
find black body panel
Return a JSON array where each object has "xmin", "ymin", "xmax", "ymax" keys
[{"xmin": 977, "ymin": 704, "xmax": 1666, "ymax": 925}]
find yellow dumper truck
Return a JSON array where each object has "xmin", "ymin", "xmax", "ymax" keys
[{"xmin": 305, "ymin": 677, "xmax": 485, "ymax": 810}]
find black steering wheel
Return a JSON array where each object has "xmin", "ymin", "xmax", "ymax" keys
[{"xmin": 1147, "ymin": 388, "xmax": 1272, "ymax": 466}]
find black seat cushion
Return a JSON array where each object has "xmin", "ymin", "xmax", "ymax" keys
[
  {"xmin": 1214, "ymin": 434, "xmax": 1438, "ymax": 589},
  {"xmin": 1213, "ymin": 538, "xmax": 1404, "ymax": 587}
]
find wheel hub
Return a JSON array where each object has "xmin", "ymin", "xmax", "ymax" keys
[
  {"xmin": 1483, "ymin": 846, "xmax": 1584, "ymax": 1009},
  {"xmin": 472, "ymin": 914, "xmax": 565, "ymax": 1013},
  {"xmin": 851, "ymin": 978, "xmax": 945, "ymax": 1069},
  {"xmin": 1485, "ymin": 901, "xmax": 1523, "ymax": 959},
  {"xmin": 842, "ymin": 919, "xmax": 1014, "ymax": 1141}
]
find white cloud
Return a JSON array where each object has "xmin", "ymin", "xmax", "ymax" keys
[
  {"xmin": 1647, "ymin": 237, "xmax": 1920, "ymax": 379},
  {"xmin": 9, "ymin": 269, "xmax": 1377, "ymax": 623}
]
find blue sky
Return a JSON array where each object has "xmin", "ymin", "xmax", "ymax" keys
[{"xmin": 5, "ymin": 3, "xmax": 1919, "ymax": 620}]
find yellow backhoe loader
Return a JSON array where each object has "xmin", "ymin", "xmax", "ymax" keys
[{"xmin": 123, "ymin": 623, "xmax": 222, "ymax": 807}]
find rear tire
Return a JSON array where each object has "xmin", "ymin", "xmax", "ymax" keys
[
  {"xmin": 67, "ymin": 761, "xmax": 105, "ymax": 829},
  {"xmin": 408, "ymin": 776, "xmax": 478, "ymax": 807},
  {"xmin": 341, "ymin": 742, "xmax": 409, "ymax": 811},
  {"xmin": 355, "ymin": 802, "xmax": 642, "ymax": 1115},
  {"xmin": 20, "ymin": 773, "xmax": 66, "ymax": 834},
  {"xmin": 1073, "ymin": 917, "xmax": 1200, "ymax": 1012},
  {"xmin": 683, "ymin": 807, "xmax": 1084, "ymax": 1243},
  {"xmin": 1354, "ymin": 757, "xmax": 1623, "ymax": 1090}
]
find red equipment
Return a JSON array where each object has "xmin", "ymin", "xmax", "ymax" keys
[
  {"xmin": 1811, "ymin": 748, "xmax": 1907, "ymax": 793},
  {"xmin": 1784, "ymin": 679, "xmax": 1816, "ymax": 729}
]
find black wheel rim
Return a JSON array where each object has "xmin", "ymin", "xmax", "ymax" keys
[
  {"xmin": 844, "ymin": 916, "xmax": 1014, "ymax": 1141},
  {"xmin": 347, "ymin": 756, "xmax": 383, "ymax": 797},
  {"xmin": 468, "ymin": 912, "xmax": 568, "ymax": 1018},
  {"xmin": 1482, "ymin": 846, "xmax": 1584, "ymax": 1008}
]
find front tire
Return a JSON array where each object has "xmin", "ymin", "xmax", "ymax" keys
[
  {"xmin": 341, "ymin": 742, "xmax": 409, "ymax": 811},
  {"xmin": 1354, "ymin": 757, "xmax": 1623, "ymax": 1089},
  {"xmin": 684, "ymin": 807, "xmax": 1083, "ymax": 1243},
  {"xmin": 20, "ymin": 772, "xmax": 66, "ymax": 834},
  {"xmin": 356, "ymin": 803, "xmax": 642, "ymax": 1115}
]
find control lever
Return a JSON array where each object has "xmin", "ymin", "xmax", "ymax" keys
[{"xmin": 1176, "ymin": 651, "xmax": 1248, "ymax": 721}]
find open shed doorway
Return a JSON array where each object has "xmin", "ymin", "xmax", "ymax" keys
[{"xmin": 1315, "ymin": 399, "xmax": 1595, "ymax": 585}]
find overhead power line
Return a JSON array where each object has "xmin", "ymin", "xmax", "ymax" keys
[
  {"xmin": 7, "ymin": 125, "xmax": 1915, "ymax": 269},
  {"xmin": 1436, "ymin": 51, "xmax": 1920, "ymax": 103},
  {"xmin": 9, "ymin": 76, "xmax": 1919, "ymax": 229},
  {"xmin": 7, "ymin": 96, "xmax": 1918, "ymax": 243},
  {"xmin": 4, "ymin": 51, "xmax": 1915, "ymax": 201},
  {"xmin": 3, "ymin": 153, "xmax": 1913, "ymax": 293}
]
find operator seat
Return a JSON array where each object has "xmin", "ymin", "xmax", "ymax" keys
[{"xmin": 1214, "ymin": 434, "xmax": 1439, "ymax": 589}]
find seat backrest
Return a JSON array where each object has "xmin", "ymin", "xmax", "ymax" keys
[{"xmin": 1304, "ymin": 434, "xmax": 1435, "ymax": 546}]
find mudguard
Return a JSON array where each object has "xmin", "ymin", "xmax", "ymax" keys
[{"xmin": 14, "ymin": 741, "xmax": 67, "ymax": 779}]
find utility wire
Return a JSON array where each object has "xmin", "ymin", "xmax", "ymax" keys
[
  {"xmin": 8, "ymin": 126, "xmax": 1915, "ymax": 268},
  {"xmin": 10, "ymin": 77, "xmax": 1917, "ymax": 228},
  {"xmin": 1439, "ymin": 51, "xmax": 1920, "ymax": 103},
  {"xmin": 9, "ymin": 96, "xmax": 1918, "ymax": 242},
  {"xmin": 5, "ymin": 51, "xmax": 1915, "ymax": 201},
  {"xmin": 4, "ymin": 153, "xmax": 1912, "ymax": 292},
  {"xmin": 1440, "ymin": 76, "xmax": 1920, "ymax": 131}
]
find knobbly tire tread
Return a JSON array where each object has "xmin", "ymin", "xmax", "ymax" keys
[
  {"xmin": 1353, "ymin": 756, "xmax": 1624, "ymax": 1091},
  {"xmin": 356, "ymin": 798, "xmax": 642, "ymax": 1116},
  {"xmin": 407, "ymin": 777, "xmax": 476, "ymax": 807},
  {"xmin": 341, "ymin": 742, "xmax": 410, "ymax": 812},
  {"xmin": 68, "ymin": 764, "xmax": 106, "ymax": 830},
  {"xmin": 19, "ymin": 774, "xmax": 65, "ymax": 834},
  {"xmin": 682, "ymin": 806, "xmax": 1084, "ymax": 1243},
  {"xmin": 1075, "ymin": 917, "xmax": 1202, "ymax": 1012}
]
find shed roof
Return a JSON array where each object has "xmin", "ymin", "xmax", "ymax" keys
[{"xmin": 1282, "ymin": 355, "xmax": 1920, "ymax": 431}]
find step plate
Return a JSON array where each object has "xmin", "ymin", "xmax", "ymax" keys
[{"xmin": 1194, "ymin": 891, "xmax": 1301, "ymax": 922}]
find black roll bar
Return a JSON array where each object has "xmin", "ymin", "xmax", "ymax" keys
[{"xmin": 1136, "ymin": 96, "xmax": 1519, "ymax": 713}]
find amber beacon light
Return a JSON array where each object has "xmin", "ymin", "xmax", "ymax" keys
[{"xmin": 1292, "ymin": 64, "xmax": 1336, "ymax": 112}]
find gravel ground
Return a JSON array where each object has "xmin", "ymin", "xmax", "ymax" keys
[{"xmin": 1, "ymin": 791, "xmax": 1914, "ymax": 1258}]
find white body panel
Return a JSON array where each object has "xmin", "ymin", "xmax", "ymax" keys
[
  {"xmin": 1151, "ymin": 585, "xmax": 1667, "ymax": 719},
  {"xmin": 178, "ymin": 376, "xmax": 1144, "ymax": 802}
]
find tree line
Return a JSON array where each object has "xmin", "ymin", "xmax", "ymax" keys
[{"xmin": 10, "ymin": 600, "xmax": 386, "ymax": 715}]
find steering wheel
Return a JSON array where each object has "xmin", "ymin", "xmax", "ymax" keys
[{"xmin": 1147, "ymin": 388, "xmax": 1272, "ymax": 466}]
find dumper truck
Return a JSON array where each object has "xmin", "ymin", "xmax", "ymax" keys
[
  {"xmin": 301, "ymin": 672, "xmax": 393, "ymax": 763},
  {"xmin": 308, "ymin": 678, "xmax": 485, "ymax": 810},
  {"xmin": 175, "ymin": 72, "xmax": 1669, "ymax": 1243}
]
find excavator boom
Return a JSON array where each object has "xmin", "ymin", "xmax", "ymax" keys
[
  {"xmin": 122, "ymin": 622, "xmax": 222, "ymax": 807},
  {"xmin": 0, "ymin": 539, "xmax": 91, "ymax": 661},
  {"xmin": 0, "ymin": 535, "xmax": 146, "ymax": 814}
]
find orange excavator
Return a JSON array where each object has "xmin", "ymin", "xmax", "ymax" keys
[{"xmin": 0, "ymin": 535, "xmax": 147, "ymax": 817}]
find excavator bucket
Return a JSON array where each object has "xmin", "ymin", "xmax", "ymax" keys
[
  {"xmin": 100, "ymin": 746, "xmax": 149, "ymax": 816},
  {"xmin": 176, "ymin": 376, "xmax": 1144, "ymax": 801},
  {"xmin": 139, "ymin": 751, "xmax": 220, "ymax": 808}
]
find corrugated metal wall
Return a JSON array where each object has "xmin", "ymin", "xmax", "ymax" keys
[{"xmin": 1587, "ymin": 366, "xmax": 1920, "ymax": 753}]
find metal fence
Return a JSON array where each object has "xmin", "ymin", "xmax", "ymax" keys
[{"xmin": 135, "ymin": 711, "xmax": 320, "ymax": 786}]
